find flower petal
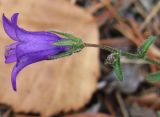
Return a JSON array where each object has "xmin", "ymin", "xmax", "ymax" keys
[
  {"xmin": 11, "ymin": 48, "xmax": 68, "ymax": 91},
  {"xmin": 3, "ymin": 13, "xmax": 61, "ymax": 42},
  {"xmin": 5, "ymin": 43, "xmax": 18, "ymax": 63},
  {"xmin": 11, "ymin": 13, "xmax": 19, "ymax": 25},
  {"xmin": 13, "ymin": 14, "xmax": 61, "ymax": 42},
  {"xmin": 2, "ymin": 14, "xmax": 18, "ymax": 41},
  {"xmin": 14, "ymin": 15, "xmax": 62, "ymax": 42},
  {"xmin": 16, "ymin": 30, "xmax": 61, "ymax": 42},
  {"xmin": 16, "ymin": 40, "xmax": 67, "ymax": 59}
]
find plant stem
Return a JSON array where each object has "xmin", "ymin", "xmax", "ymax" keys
[
  {"xmin": 84, "ymin": 43, "xmax": 118, "ymax": 53},
  {"xmin": 84, "ymin": 42, "xmax": 160, "ymax": 66},
  {"xmin": 121, "ymin": 51, "xmax": 138, "ymax": 59},
  {"xmin": 144, "ymin": 57, "xmax": 160, "ymax": 66},
  {"xmin": 84, "ymin": 43, "xmax": 138, "ymax": 58}
]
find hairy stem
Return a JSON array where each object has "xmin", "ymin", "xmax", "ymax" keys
[
  {"xmin": 84, "ymin": 43, "xmax": 118, "ymax": 53},
  {"xmin": 121, "ymin": 51, "xmax": 138, "ymax": 59},
  {"xmin": 84, "ymin": 43, "xmax": 160, "ymax": 66},
  {"xmin": 85, "ymin": 43, "xmax": 138, "ymax": 58},
  {"xmin": 144, "ymin": 57, "xmax": 160, "ymax": 66}
]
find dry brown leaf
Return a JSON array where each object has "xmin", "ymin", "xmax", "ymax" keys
[
  {"xmin": 127, "ymin": 93, "xmax": 159, "ymax": 107},
  {"xmin": 65, "ymin": 113, "xmax": 113, "ymax": 117},
  {"xmin": 0, "ymin": 0, "xmax": 99, "ymax": 116}
]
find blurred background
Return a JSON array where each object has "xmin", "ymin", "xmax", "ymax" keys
[{"xmin": 0, "ymin": 0, "xmax": 160, "ymax": 117}]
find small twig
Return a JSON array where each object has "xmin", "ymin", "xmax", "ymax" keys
[
  {"xmin": 100, "ymin": 38, "xmax": 134, "ymax": 46},
  {"xmin": 116, "ymin": 91, "xmax": 129, "ymax": 117},
  {"xmin": 104, "ymin": 99, "xmax": 116, "ymax": 116},
  {"xmin": 139, "ymin": 1, "xmax": 160, "ymax": 31},
  {"xmin": 86, "ymin": 3, "xmax": 103, "ymax": 14}
]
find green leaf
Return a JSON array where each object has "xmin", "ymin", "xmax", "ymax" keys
[
  {"xmin": 113, "ymin": 53, "xmax": 124, "ymax": 81},
  {"xmin": 137, "ymin": 36, "xmax": 157, "ymax": 58},
  {"xmin": 157, "ymin": 111, "xmax": 160, "ymax": 117},
  {"xmin": 147, "ymin": 72, "xmax": 160, "ymax": 82},
  {"xmin": 52, "ymin": 31, "xmax": 85, "ymax": 54}
]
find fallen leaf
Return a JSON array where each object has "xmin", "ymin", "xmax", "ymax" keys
[
  {"xmin": 0, "ymin": 0, "xmax": 99, "ymax": 116},
  {"xmin": 65, "ymin": 113, "xmax": 113, "ymax": 117}
]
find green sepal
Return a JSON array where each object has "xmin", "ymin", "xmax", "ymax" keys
[
  {"xmin": 113, "ymin": 53, "xmax": 124, "ymax": 81},
  {"xmin": 53, "ymin": 39, "xmax": 77, "ymax": 46},
  {"xmin": 50, "ymin": 31, "xmax": 76, "ymax": 39},
  {"xmin": 50, "ymin": 31, "xmax": 85, "ymax": 56},
  {"xmin": 48, "ymin": 50, "xmax": 73, "ymax": 60},
  {"xmin": 137, "ymin": 36, "xmax": 157, "ymax": 58},
  {"xmin": 147, "ymin": 72, "xmax": 160, "ymax": 82}
]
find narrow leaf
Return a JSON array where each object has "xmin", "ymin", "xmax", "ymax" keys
[
  {"xmin": 113, "ymin": 53, "xmax": 124, "ymax": 81},
  {"xmin": 137, "ymin": 36, "xmax": 157, "ymax": 58},
  {"xmin": 147, "ymin": 72, "xmax": 160, "ymax": 81}
]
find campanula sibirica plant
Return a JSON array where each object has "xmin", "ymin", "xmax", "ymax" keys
[{"xmin": 3, "ymin": 13, "xmax": 160, "ymax": 91}]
